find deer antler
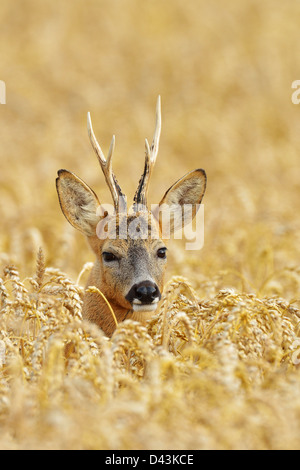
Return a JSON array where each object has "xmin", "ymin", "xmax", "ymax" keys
[
  {"xmin": 87, "ymin": 112, "xmax": 125, "ymax": 212},
  {"xmin": 133, "ymin": 96, "xmax": 161, "ymax": 211}
]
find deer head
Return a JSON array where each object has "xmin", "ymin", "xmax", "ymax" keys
[{"xmin": 56, "ymin": 97, "xmax": 206, "ymax": 336}]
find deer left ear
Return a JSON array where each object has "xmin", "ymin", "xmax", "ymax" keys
[
  {"xmin": 155, "ymin": 169, "xmax": 206, "ymax": 234},
  {"xmin": 56, "ymin": 169, "xmax": 101, "ymax": 236}
]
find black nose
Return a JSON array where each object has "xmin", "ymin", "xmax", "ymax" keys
[
  {"xmin": 135, "ymin": 284, "xmax": 158, "ymax": 302},
  {"xmin": 126, "ymin": 281, "xmax": 161, "ymax": 305}
]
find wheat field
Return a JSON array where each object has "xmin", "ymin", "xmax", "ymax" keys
[{"xmin": 1, "ymin": 0, "xmax": 300, "ymax": 450}]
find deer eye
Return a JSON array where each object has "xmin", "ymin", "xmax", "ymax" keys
[
  {"xmin": 157, "ymin": 247, "xmax": 167, "ymax": 259},
  {"xmin": 102, "ymin": 252, "xmax": 118, "ymax": 262}
]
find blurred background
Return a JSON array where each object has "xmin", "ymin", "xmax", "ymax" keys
[{"xmin": 0, "ymin": 0, "xmax": 300, "ymax": 298}]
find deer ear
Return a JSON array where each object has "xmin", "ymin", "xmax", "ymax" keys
[
  {"xmin": 156, "ymin": 169, "xmax": 206, "ymax": 235},
  {"xmin": 56, "ymin": 170, "xmax": 100, "ymax": 236}
]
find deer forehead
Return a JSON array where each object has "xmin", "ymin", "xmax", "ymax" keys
[
  {"xmin": 97, "ymin": 211, "xmax": 161, "ymax": 241},
  {"xmin": 100, "ymin": 213, "xmax": 163, "ymax": 265}
]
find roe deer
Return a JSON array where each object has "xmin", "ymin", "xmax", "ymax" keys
[{"xmin": 56, "ymin": 97, "xmax": 206, "ymax": 337}]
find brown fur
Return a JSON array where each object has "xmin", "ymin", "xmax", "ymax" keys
[
  {"xmin": 56, "ymin": 114, "xmax": 206, "ymax": 337},
  {"xmin": 83, "ymin": 228, "xmax": 167, "ymax": 336}
]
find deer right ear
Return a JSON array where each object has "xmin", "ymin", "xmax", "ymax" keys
[
  {"xmin": 155, "ymin": 169, "xmax": 207, "ymax": 235},
  {"xmin": 56, "ymin": 169, "xmax": 100, "ymax": 236}
]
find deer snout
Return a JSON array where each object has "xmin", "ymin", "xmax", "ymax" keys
[{"xmin": 125, "ymin": 281, "xmax": 161, "ymax": 311}]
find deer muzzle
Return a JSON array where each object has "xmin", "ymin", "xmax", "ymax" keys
[{"xmin": 125, "ymin": 280, "xmax": 161, "ymax": 312}]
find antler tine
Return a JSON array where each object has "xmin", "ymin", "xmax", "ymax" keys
[
  {"xmin": 87, "ymin": 112, "xmax": 124, "ymax": 211},
  {"xmin": 133, "ymin": 96, "xmax": 161, "ymax": 210},
  {"xmin": 149, "ymin": 94, "xmax": 161, "ymax": 162},
  {"xmin": 107, "ymin": 134, "xmax": 115, "ymax": 164}
]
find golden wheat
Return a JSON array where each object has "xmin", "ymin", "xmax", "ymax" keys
[{"xmin": 0, "ymin": 254, "xmax": 300, "ymax": 449}]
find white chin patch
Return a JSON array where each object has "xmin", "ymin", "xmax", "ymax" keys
[{"xmin": 132, "ymin": 302, "xmax": 158, "ymax": 313}]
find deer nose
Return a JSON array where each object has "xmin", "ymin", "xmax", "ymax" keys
[
  {"xmin": 126, "ymin": 281, "xmax": 161, "ymax": 305},
  {"xmin": 135, "ymin": 284, "xmax": 158, "ymax": 303}
]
